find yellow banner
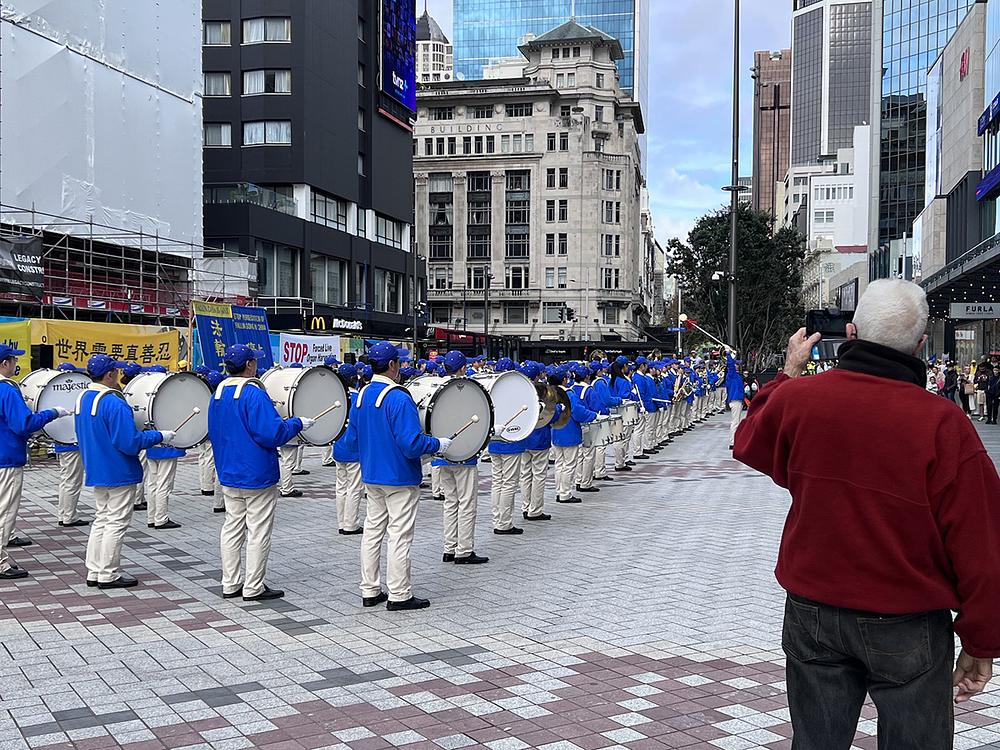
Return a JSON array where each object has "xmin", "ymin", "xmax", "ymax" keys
[
  {"xmin": 0, "ymin": 321, "xmax": 32, "ymax": 381},
  {"xmin": 40, "ymin": 320, "xmax": 180, "ymax": 369},
  {"xmin": 192, "ymin": 300, "xmax": 233, "ymax": 318}
]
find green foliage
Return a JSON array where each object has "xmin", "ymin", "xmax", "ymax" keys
[{"xmin": 666, "ymin": 205, "xmax": 805, "ymax": 370}]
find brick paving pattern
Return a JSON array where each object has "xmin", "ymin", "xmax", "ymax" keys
[{"xmin": 2, "ymin": 415, "xmax": 999, "ymax": 750}]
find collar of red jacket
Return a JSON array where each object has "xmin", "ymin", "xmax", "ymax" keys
[{"xmin": 836, "ymin": 339, "xmax": 926, "ymax": 387}]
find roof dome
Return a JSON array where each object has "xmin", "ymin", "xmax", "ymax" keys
[{"xmin": 417, "ymin": 9, "xmax": 450, "ymax": 44}]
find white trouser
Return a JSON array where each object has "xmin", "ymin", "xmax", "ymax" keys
[
  {"xmin": 278, "ymin": 445, "xmax": 298, "ymax": 493},
  {"xmin": 440, "ymin": 465, "xmax": 478, "ymax": 557},
  {"xmin": 199, "ymin": 443, "xmax": 220, "ymax": 494},
  {"xmin": 431, "ymin": 465, "xmax": 443, "ymax": 496},
  {"xmin": 322, "ymin": 444, "xmax": 334, "ymax": 465},
  {"xmin": 220, "ymin": 484, "xmax": 278, "ymax": 597},
  {"xmin": 551, "ymin": 445, "xmax": 580, "ymax": 500},
  {"xmin": 575, "ymin": 445, "xmax": 596, "ymax": 489},
  {"xmin": 133, "ymin": 452, "xmax": 147, "ymax": 505},
  {"xmin": 335, "ymin": 460, "xmax": 365, "ymax": 531},
  {"xmin": 57, "ymin": 451, "xmax": 84, "ymax": 524},
  {"xmin": 145, "ymin": 458, "xmax": 177, "ymax": 527},
  {"xmin": 644, "ymin": 412, "xmax": 658, "ymax": 450},
  {"xmin": 490, "ymin": 453, "xmax": 522, "ymax": 530},
  {"xmin": 729, "ymin": 400, "xmax": 743, "ymax": 445},
  {"xmin": 593, "ymin": 443, "xmax": 608, "ymax": 478},
  {"xmin": 360, "ymin": 484, "xmax": 420, "ymax": 602},
  {"xmin": 0, "ymin": 467, "xmax": 24, "ymax": 572},
  {"xmin": 631, "ymin": 415, "xmax": 645, "ymax": 457},
  {"xmin": 656, "ymin": 410, "xmax": 669, "ymax": 443},
  {"xmin": 614, "ymin": 424, "xmax": 633, "ymax": 468},
  {"xmin": 294, "ymin": 445, "xmax": 304, "ymax": 472},
  {"xmin": 85, "ymin": 485, "xmax": 135, "ymax": 583},
  {"xmin": 520, "ymin": 449, "xmax": 549, "ymax": 516}
]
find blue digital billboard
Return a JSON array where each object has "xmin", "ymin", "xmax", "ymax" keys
[{"xmin": 381, "ymin": 0, "xmax": 416, "ymax": 112}]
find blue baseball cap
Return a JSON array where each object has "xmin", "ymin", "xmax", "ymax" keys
[
  {"xmin": 121, "ymin": 362, "xmax": 143, "ymax": 379},
  {"xmin": 573, "ymin": 364, "xmax": 589, "ymax": 378},
  {"xmin": 147, "ymin": 364, "xmax": 168, "ymax": 373},
  {"xmin": 443, "ymin": 350, "xmax": 467, "ymax": 374},
  {"xmin": 323, "ymin": 355, "xmax": 340, "ymax": 367},
  {"xmin": 360, "ymin": 364, "xmax": 373, "ymax": 379},
  {"xmin": 589, "ymin": 361, "xmax": 605, "ymax": 373},
  {"xmin": 636, "ymin": 356, "xmax": 648, "ymax": 365},
  {"xmin": 369, "ymin": 341, "xmax": 402, "ymax": 367},
  {"xmin": 194, "ymin": 364, "xmax": 210, "ymax": 376},
  {"xmin": 425, "ymin": 361, "xmax": 440, "ymax": 374},
  {"xmin": 224, "ymin": 344, "xmax": 257, "ymax": 370},
  {"xmin": 87, "ymin": 354, "xmax": 128, "ymax": 378},
  {"xmin": 615, "ymin": 355, "xmax": 628, "ymax": 366},
  {"xmin": 495, "ymin": 357, "xmax": 515, "ymax": 372},
  {"xmin": 206, "ymin": 370, "xmax": 225, "ymax": 389},
  {"xmin": 520, "ymin": 362, "xmax": 542, "ymax": 379},
  {"xmin": 338, "ymin": 363, "xmax": 357, "ymax": 379},
  {"xmin": 0, "ymin": 344, "xmax": 25, "ymax": 361},
  {"xmin": 400, "ymin": 366, "xmax": 418, "ymax": 379},
  {"xmin": 57, "ymin": 362, "xmax": 80, "ymax": 372},
  {"xmin": 288, "ymin": 362, "xmax": 305, "ymax": 369}
]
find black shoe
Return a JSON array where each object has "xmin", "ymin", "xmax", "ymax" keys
[
  {"xmin": 201, "ymin": 490, "xmax": 215, "ymax": 496},
  {"xmin": 615, "ymin": 466, "xmax": 633, "ymax": 472},
  {"xmin": 442, "ymin": 553, "xmax": 455, "ymax": 562},
  {"xmin": 322, "ymin": 461, "xmax": 335, "ymax": 467},
  {"xmin": 525, "ymin": 513, "xmax": 551, "ymax": 521},
  {"xmin": 522, "ymin": 511, "xmax": 529, "ymax": 519},
  {"xmin": 635, "ymin": 455, "xmax": 650, "ymax": 460},
  {"xmin": 420, "ymin": 482, "xmax": 429, "ymax": 489},
  {"xmin": 481, "ymin": 457, "xmax": 492, "ymax": 463},
  {"xmin": 85, "ymin": 579, "xmax": 98, "ymax": 588},
  {"xmin": 222, "ymin": 587, "xmax": 243, "ymax": 599},
  {"xmin": 133, "ymin": 502, "xmax": 147, "ymax": 511},
  {"xmin": 494, "ymin": 527, "xmax": 524, "ymax": 535},
  {"xmin": 280, "ymin": 489, "xmax": 303, "ymax": 498},
  {"xmin": 643, "ymin": 450, "xmax": 656, "ymax": 456},
  {"xmin": 729, "ymin": 444, "xmax": 734, "ymax": 450},
  {"xmin": 213, "ymin": 507, "xmax": 226, "ymax": 513},
  {"xmin": 363, "ymin": 591, "xmax": 388, "ymax": 607},
  {"xmin": 339, "ymin": 528, "xmax": 364, "ymax": 535},
  {"xmin": 387, "ymin": 596, "xmax": 431, "ymax": 611},
  {"xmin": 5, "ymin": 536, "xmax": 32, "ymax": 548},
  {"xmin": 292, "ymin": 469, "xmax": 310, "ymax": 476},
  {"xmin": 455, "ymin": 553, "xmax": 489, "ymax": 565},
  {"xmin": 99, "ymin": 573, "xmax": 138, "ymax": 589},
  {"xmin": 58, "ymin": 519, "xmax": 90, "ymax": 527},
  {"xmin": 154, "ymin": 520, "xmax": 181, "ymax": 530},
  {"xmin": 627, "ymin": 461, "xmax": 636, "ymax": 466},
  {"xmin": 0, "ymin": 566, "xmax": 28, "ymax": 580},
  {"xmin": 595, "ymin": 476, "xmax": 613, "ymax": 481},
  {"xmin": 556, "ymin": 497, "xmax": 582, "ymax": 504},
  {"xmin": 243, "ymin": 585, "xmax": 284, "ymax": 601},
  {"xmin": 147, "ymin": 523, "xmax": 154, "ymax": 528},
  {"xmin": 433, "ymin": 494, "xmax": 445, "ymax": 502},
  {"xmin": 578, "ymin": 487, "xmax": 599, "ymax": 493}
]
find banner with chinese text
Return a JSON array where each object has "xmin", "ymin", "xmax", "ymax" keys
[
  {"xmin": 193, "ymin": 301, "xmax": 236, "ymax": 371},
  {"xmin": 41, "ymin": 320, "xmax": 180, "ymax": 369},
  {"xmin": 0, "ymin": 320, "xmax": 32, "ymax": 381},
  {"xmin": 231, "ymin": 305, "xmax": 274, "ymax": 371}
]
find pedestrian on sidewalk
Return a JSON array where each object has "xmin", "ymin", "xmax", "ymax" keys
[
  {"xmin": 734, "ymin": 280, "xmax": 1000, "ymax": 748},
  {"xmin": 987, "ymin": 364, "xmax": 1000, "ymax": 425}
]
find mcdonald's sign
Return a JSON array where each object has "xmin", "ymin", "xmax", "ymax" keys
[
  {"xmin": 302, "ymin": 314, "xmax": 365, "ymax": 332},
  {"xmin": 309, "ymin": 316, "xmax": 326, "ymax": 331}
]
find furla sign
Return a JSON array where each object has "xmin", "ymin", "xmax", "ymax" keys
[{"xmin": 950, "ymin": 302, "xmax": 999, "ymax": 319}]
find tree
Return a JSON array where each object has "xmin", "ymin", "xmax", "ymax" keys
[{"xmin": 666, "ymin": 205, "xmax": 805, "ymax": 371}]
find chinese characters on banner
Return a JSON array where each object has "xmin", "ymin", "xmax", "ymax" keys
[
  {"xmin": 42, "ymin": 320, "xmax": 179, "ymax": 369},
  {"xmin": 193, "ymin": 301, "xmax": 273, "ymax": 371},
  {"xmin": 0, "ymin": 320, "xmax": 32, "ymax": 381}
]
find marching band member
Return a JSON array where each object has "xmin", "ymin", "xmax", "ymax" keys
[
  {"xmin": 488, "ymin": 358, "xmax": 527, "ymax": 535},
  {"xmin": 519, "ymin": 362, "xmax": 552, "ymax": 520},
  {"xmin": 53, "ymin": 363, "xmax": 89, "ymax": 528},
  {"xmin": 0, "ymin": 345, "xmax": 67, "ymax": 579},
  {"xmin": 435, "ymin": 351, "xmax": 488, "ymax": 565},
  {"xmin": 588, "ymin": 360, "xmax": 620, "ymax": 481},
  {"xmin": 333, "ymin": 363, "xmax": 364, "ymax": 535},
  {"xmin": 572, "ymin": 364, "xmax": 601, "ymax": 494},
  {"xmin": 321, "ymin": 355, "xmax": 340, "ymax": 467},
  {"xmin": 356, "ymin": 341, "xmax": 447, "ymax": 610},
  {"xmin": 209, "ymin": 344, "xmax": 311, "ymax": 601},
  {"xmin": 725, "ymin": 350, "xmax": 745, "ymax": 450},
  {"xmin": 200, "ymin": 370, "xmax": 225, "ymax": 512},
  {"xmin": 119, "ymin": 362, "xmax": 148, "ymax": 511},
  {"xmin": 145, "ymin": 439, "xmax": 184, "ymax": 530},
  {"xmin": 632, "ymin": 357, "xmax": 656, "ymax": 458},
  {"xmin": 610, "ymin": 358, "xmax": 637, "ymax": 472},
  {"xmin": 78, "ymin": 355, "xmax": 173, "ymax": 589},
  {"xmin": 551, "ymin": 366, "xmax": 598, "ymax": 504}
]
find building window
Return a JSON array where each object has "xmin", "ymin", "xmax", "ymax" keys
[
  {"xmin": 436, "ymin": 137, "xmax": 445, "ymax": 156},
  {"xmin": 505, "ymin": 233, "xmax": 529, "ymax": 258},
  {"xmin": 373, "ymin": 268, "xmax": 402, "ymax": 313},
  {"xmin": 431, "ymin": 107, "xmax": 454, "ymax": 121},
  {"xmin": 467, "ymin": 233, "xmax": 491, "ymax": 259},
  {"xmin": 506, "ymin": 170, "xmax": 530, "ymax": 191},
  {"xmin": 429, "ymin": 232, "xmax": 453, "ymax": 260},
  {"xmin": 545, "ymin": 234, "xmax": 555, "ymax": 255},
  {"xmin": 558, "ymin": 168, "xmax": 568, "ymax": 189},
  {"xmin": 242, "ymin": 120, "xmax": 291, "ymax": 145},
  {"xmin": 547, "ymin": 132, "xmax": 556, "ymax": 151},
  {"xmin": 358, "ymin": 109, "xmax": 366, "ymax": 131},
  {"xmin": 560, "ymin": 105, "xmax": 571, "ymax": 118},
  {"xmin": 375, "ymin": 215, "xmax": 404, "ymax": 249},
  {"xmin": 430, "ymin": 267, "xmax": 453, "ymax": 290},
  {"xmin": 357, "ymin": 208, "xmax": 367, "ymax": 236},
  {"xmin": 355, "ymin": 264, "xmax": 368, "ymax": 306},
  {"xmin": 544, "ymin": 267, "xmax": 555, "ymax": 288},
  {"xmin": 551, "ymin": 49, "xmax": 559, "ymax": 60},
  {"xmin": 596, "ymin": 73, "xmax": 605, "ymax": 88},
  {"xmin": 567, "ymin": 72, "xmax": 576, "ymax": 87},
  {"xmin": 358, "ymin": 63, "xmax": 366, "ymax": 86},
  {"xmin": 203, "ymin": 21, "xmax": 231, "ymax": 45},
  {"xmin": 542, "ymin": 302, "xmax": 565, "ymax": 323},
  {"xmin": 602, "ymin": 234, "xmax": 621, "ymax": 257},
  {"xmin": 558, "ymin": 200, "xmax": 568, "ymax": 222},
  {"xmin": 204, "ymin": 72, "xmax": 231, "ymax": 96},
  {"xmin": 430, "ymin": 304, "xmax": 450, "ymax": 323},
  {"xmin": 556, "ymin": 73, "xmax": 565, "ymax": 88},
  {"xmin": 474, "ymin": 136, "xmax": 484, "ymax": 154},
  {"xmin": 424, "ymin": 139, "xmax": 433, "ymax": 156},
  {"xmin": 559, "ymin": 132, "xmax": 569, "ymax": 151},
  {"xmin": 358, "ymin": 16, "xmax": 366, "ymax": 41},
  {"xmin": 463, "ymin": 136, "xmax": 472, "ymax": 154},
  {"xmin": 257, "ymin": 240, "xmax": 298, "ymax": 297},
  {"xmin": 203, "ymin": 123, "xmax": 232, "ymax": 147},
  {"xmin": 524, "ymin": 133, "xmax": 534, "ymax": 152},
  {"xmin": 602, "ymin": 268, "xmax": 620, "ymax": 289},
  {"xmin": 505, "ymin": 266, "xmax": 529, "ymax": 289},
  {"xmin": 603, "ymin": 306, "xmax": 619, "ymax": 325},
  {"xmin": 572, "ymin": 46, "xmax": 580, "ymax": 57},
  {"xmin": 558, "ymin": 233, "xmax": 568, "ymax": 255},
  {"xmin": 594, "ymin": 105, "xmax": 604, "ymax": 123},
  {"xmin": 243, "ymin": 69, "xmax": 291, "ymax": 95},
  {"xmin": 468, "ymin": 198, "xmax": 491, "ymax": 225},
  {"xmin": 242, "ymin": 17, "xmax": 291, "ymax": 43},
  {"xmin": 486, "ymin": 136, "xmax": 495, "ymax": 154},
  {"xmin": 504, "ymin": 304, "xmax": 528, "ymax": 324},
  {"xmin": 467, "ymin": 265, "xmax": 488, "ymax": 290},
  {"xmin": 311, "ymin": 190, "xmax": 348, "ymax": 231},
  {"xmin": 505, "ymin": 102, "xmax": 533, "ymax": 117},
  {"xmin": 501, "ymin": 135, "xmax": 510, "ymax": 153},
  {"xmin": 506, "ymin": 197, "xmax": 530, "ymax": 224},
  {"xmin": 472, "ymin": 105, "xmax": 493, "ymax": 119},
  {"xmin": 310, "ymin": 255, "xmax": 347, "ymax": 305},
  {"xmin": 546, "ymin": 169, "xmax": 556, "ymax": 189},
  {"xmin": 447, "ymin": 137, "xmax": 456, "ymax": 155},
  {"xmin": 546, "ymin": 200, "xmax": 555, "ymax": 222},
  {"xmin": 557, "ymin": 267, "xmax": 567, "ymax": 289},
  {"xmin": 358, "ymin": 152, "xmax": 365, "ymax": 176}
]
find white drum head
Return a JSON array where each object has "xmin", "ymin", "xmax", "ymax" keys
[
  {"xmin": 426, "ymin": 379, "xmax": 493, "ymax": 462},
  {"xmin": 476, "ymin": 372, "xmax": 540, "ymax": 442},
  {"xmin": 287, "ymin": 368, "xmax": 348, "ymax": 445},
  {"xmin": 150, "ymin": 373, "xmax": 212, "ymax": 449},
  {"xmin": 21, "ymin": 370, "xmax": 90, "ymax": 444}
]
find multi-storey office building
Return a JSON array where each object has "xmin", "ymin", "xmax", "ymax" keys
[
  {"xmin": 751, "ymin": 49, "xmax": 792, "ymax": 223},
  {"xmin": 413, "ymin": 20, "xmax": 648, "ymax": 360},
  {"xmin": 417, "ymin": 6, "xmax": 454, "ymax": 83},
  {"xmin": 201, "ymin": 1, "xmax": 424, "ymax": 343}
]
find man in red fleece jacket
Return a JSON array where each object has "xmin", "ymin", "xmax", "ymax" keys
[{"xmin": 734, "ymin": 279, "xmax": 999, "ymax": 749}]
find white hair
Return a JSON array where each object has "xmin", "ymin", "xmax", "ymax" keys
[{"xmin": 851, "ymin": 279, "xmax": 928, "ymax": 354}]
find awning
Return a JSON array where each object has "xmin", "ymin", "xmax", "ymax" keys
[{"xmin": 922, "ymin": 233, "xmax": 1000, "ymax": 318}]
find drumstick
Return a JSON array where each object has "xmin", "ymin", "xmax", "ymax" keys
[
  {"xmin": 449, "ymin": 414, "xmax": 480, "ymax": 440},
  {"xmin": 311, "ymin": 401, "xmax": 343, "ymax": 421},
  {"xmin": 499, "ymin": 404, "xmax": 529, "ymax": 430},
  {"xmin": 174, "ymin": 407, "xmax": 201, "ymax": 432}
]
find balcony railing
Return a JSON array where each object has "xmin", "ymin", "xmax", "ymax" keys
[
  {"xmin": 204, "ymin": 183, "xmax": 298, "ymax": 216},
  {"xmin": 427, "ymin": 287, "xmax": 542, "ymax": 301}
]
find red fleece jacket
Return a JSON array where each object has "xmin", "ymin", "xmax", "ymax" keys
[{"xmin": 734, "ymin": 369, "xmax": 1000, "ymax": 658}]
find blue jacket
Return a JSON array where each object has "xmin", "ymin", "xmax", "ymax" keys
[
  {"xmin": 76, "ymin": 386, "xmax": 162, "ymax": 487},
  {"xmin": 725, "ymin": 353, "xmax": 745, "ymax": 402},
  {"xmin": 633, "ymin": 372, "xmax": 656, "ymax": 412},
  {"xmin": 0, "ymin": 378, "xmax": 58, "ymax": 468},
  {"xmin": 591, "ymin": 377, "xmax": 621, "ymax": 415},
  {"xmin": 53, "ymin": 443, "xmax": 78, "ymax": 454},
  {"xmin": 610, "ymin": 375, "xmax": 636, "ymax": 402},
  {"xmin": 208, "ymin": 378, "xmax": 303, "ymax": 490},
  {"xmin": 551, "ymin": 388, "xmax": 597, "ymax": 447},
  {"xmin": 356, "ymin": 377, "xmax": 440, "ymax": 486},
  {"xmin": 488, "ymin": 435, "xmax": 528, "ymax": 454},
  {"xmin": 332, "ymin": 390, "xmax": 360, "ymax": 463},
  {"xmin": 522, "ymin": 424, "xmax": 551, "ymax": 451},
  {"xmin": 147, "ymin": 445, "xmax": 186, "ymax": 460}
]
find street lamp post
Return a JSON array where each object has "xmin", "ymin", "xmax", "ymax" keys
[
  {"xmin": 723, "ymin": 0, "xmax": 741, "ymax": 350},
  {"xmin": 484, "ymin": 270, "xmax": 493, "ymax": 358}
]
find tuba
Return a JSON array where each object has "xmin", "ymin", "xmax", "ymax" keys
[{"xmin": 589, "ymin": 349, "xmax": 607, "ymax": 363}]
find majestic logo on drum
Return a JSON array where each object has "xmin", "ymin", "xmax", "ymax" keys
[
  {"xmin": 51, "ymin": 382, "xmax": 88, "ymax": 392},
  {"xmin": 506, "ymin": 425, "xmax": 522, "ymax": 434}
]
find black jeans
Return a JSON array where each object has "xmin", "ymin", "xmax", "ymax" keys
[
  {"xmin": 782, "ymin": 594, "xmax": 955, "ymax": 749},
  {"xmin": 988, "ymin": 397, "xmax": 999, "ymax": 423}
]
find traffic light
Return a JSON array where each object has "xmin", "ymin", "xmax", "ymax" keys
[{"xmin": 566, "ymin": 307, "xmax": 576, "ymax": 321}]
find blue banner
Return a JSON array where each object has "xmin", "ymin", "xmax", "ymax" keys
[
  {"xmin": 232, "ymin": 305, "xmax": 274, "ymax": 372},
  {"xmin": 193, "ymin": 301, "xmax": 236, "ymax": 372}
]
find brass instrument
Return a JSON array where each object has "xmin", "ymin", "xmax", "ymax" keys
[{"xmin": 589, "ymin": 349, "xmax": 607, "ymax": 363}]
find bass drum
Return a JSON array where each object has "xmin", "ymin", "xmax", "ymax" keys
[
  {"xmin": 472, "ymin": 371, "xmax": 540, "ymax": 442},
  {"xmin": 20, "ymin": 368, "xmax": 91, "ymax": 444},
  {"xmin": 261, "ymin": 366, "xmax": 348, "ymax": 446},
  {"xmin": 406, "ymin": 376, "xmax": 493, "ymax": 462},
  {"xmin": 123, "ymin": 372, "xmax": 212, "ymax": 449}
]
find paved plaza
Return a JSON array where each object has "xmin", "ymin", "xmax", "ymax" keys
[{"xmin": 2, "ymin": 414, "xmax": 1000, "ymax": 750}]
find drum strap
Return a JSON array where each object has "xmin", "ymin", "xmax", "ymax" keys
[
  {"xmin": 356, "ymin": 383, "xmax": 406, "ymax": 409},
  {"xmin": 80, "ymin": 385, "xmax": 125, "ymax": 416},
  {"xmin": 214, "ymin": 377, "xmax": 261, "ymax": 400}
]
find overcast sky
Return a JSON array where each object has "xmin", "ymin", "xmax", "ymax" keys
[{"xmin": 424, "ymin": 0, "xmax": 791, "ymax": 243}]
